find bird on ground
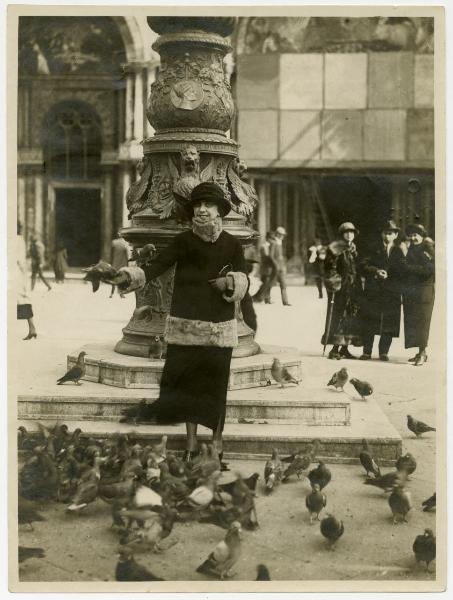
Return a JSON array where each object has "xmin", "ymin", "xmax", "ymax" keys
[
  {"xmin": 388, "ymin": 486, "xmax": 412, "ymax": 524},
  {"xmin": 306, "ymin": 484, "xmax": 327, "ymax": 524},
  {"xmin": 19, "ymin": 446, "xmax": 59, "ymax": 501},
  {"xmin": 67, "ymin": 455, "xmax": 104, "ymax": 511},
  {"xmin": 18, "ymin": 497, "xmax": 45, "ymax": 530},
  {"xmin": 82, "ymin": 260, "xmax": 118, "ymax": 293},
  {"xmin": 178, "ymin": 471, "xmax": 221, "ymax": 510},
  {"xmin": 320, "ymin": 515, "xmax": 344, "ymax": 549},
  {"xmin": 121, "ymin": 506, "xmax": 178, "ymax": 553},
  {"xmin": 196, "ymin": 521, "xmax": 242, "ymax": 580},
  {"xmin": 150, "ymin": 435, "xmax": 168, "ymax": 464},
  {"xmin": 188, "ymin": 444, "xmax": 220, "ymax": 481},
  {"xmin": 407, "ymin": 415, "xmax": 436, "ymax": 438},
  {"xmin": 327, "ymin": 367, "xmax": 348, "ymax": 391},
  {"xmin": 396, "ymin": 452, "xmax": 417, "ymax": 477},
  {"xmin": 264, "ymin": 449, "xmax": 284, "ymax": 492},
  {"xmin": 364, "ymin": 470, "xmax": 407, "ymax": 493},
  {"xmin": 282, "ymin": 440, "xmax": 320, "ymax": 482},
  {"xmin": 350, "ymin": 378, "xmax": 373, "ymax": 400},
  {"xmin": 270, "ymin": 358, "xmax": 299, "ymax": 388},
  {"xmin": 18, "ymin": 546, "xmax": 45, "ymax": 563},
  {"xmin": 56, "ymin": 351, "xmax": 87, "ymax": 386},
  {"xmin": 413, "ymin": 529, "xmax": 436, "ymax": 572},
  {"xmin": 17, "ymin": 426, "xmax": 36, "ymax": 452},
  {"xmin": 115, "ymin": 547, "xmax": 164, "ymax": 581},
  {"xmin": 219, "ymin": 473, "xmax": 260, "ymax": 497},
  {"xmin": 359, "ymin": 439, "xmax": 381, "ymax": 478},
  {"xmin": 256, "ymin": 564, "xmax": 271, "ymax": 580},
  {"xmin": 308, "ymin": 461, "xmax": 331, "ymax": 491},
  {"xmin": 422, "ymin": 492, "xmax": 436, "ymax": 512}
]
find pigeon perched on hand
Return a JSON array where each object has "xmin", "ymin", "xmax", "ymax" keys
[
  {"xmin": 320, "ymin": 515, "xmax": 344, "ymax": 549},
  {"xmin": 388, "ymin": 486, "xmax": 412, "ymax": 524},
  {"xmin": 115, "ymin": 547, "xmax": 164, "ymax": 581},
  {"xmin": 264, "ymin": 449, "xmax": 283, "ymax": 492},
  {"xmin": 407, "ymin": 415, "xmax": 436, "ymax": 438},
  {"xmin": 18, "ymin": 546, "xmax": 45, "ymax": 563},
  {"xmin": 413, "ymin": 529, "xmax": 436, "ymax": 572},
  {"xmin": 308, "ymin": 461, "xmax": 331, "ymax": 491},
  {"xmin": 256, "ymin": 564, "xmax": 271, "ymax": 580},
  {"xmin": 305, "ymin": 484, "xmax": 327, "ymax": 523},
  {"xmin": 82, "ymin": 261, "xmax": 118, "ymax": 293},
  {"xmin": 422, "ymin": 492, "xmax": 436, "ymax": 512},
  {"xmin": 57, "ymin": 351, "xmax": 87, "ymax": 386},
  {"xmin": 196, "ymin": 521, "xmax": 242, "ymax": 580},
  {"xmin": 359, "ymin": 439, "xmax": 381, "ymax": 478},
  {"xmin": 327, "ymin": 367, "xmax": 348, "ymax": 391},
  {"xmin": 396, "ymin": 452, "xmax": 417, "ymax": 476},
  {"xmin": 270, "ymin": 358, "xmax": 299, "ymax": 388},
  {"xmin": 350, "ymin": 378, "xmax": 373, "ymax": 400},
  {"xmin": 364, "ymin": 470, "xmax": 407, "ymax": 493}
]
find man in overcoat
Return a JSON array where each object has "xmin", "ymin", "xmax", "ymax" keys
[{"xmin": 359, "ymin": 220, "xmax": 405, "ymax": 361}]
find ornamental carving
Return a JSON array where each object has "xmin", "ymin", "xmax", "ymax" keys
[
  {"xmin": 147, "ymin": 47, "xmax": 234, "ymax": 132},
  {"xmin": 126, "ymin": 157, "xmax": 153, "ymax": 219}
]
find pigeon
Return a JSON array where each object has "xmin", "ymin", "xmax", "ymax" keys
[
  {"xmin": 359, "ymin": 439, "xmax": 381, "ymax": 478},
  {"xmin": 17, "ymin": 426, "xmax": 36, "ymax": 452},
  {"xmin": 413, "ymin": 529, "xmax": 436, "ymax": 572},
  {"xmin": 82, "ymin": 260, "xmax": 118, "ymax": 293},
  {"xmin": 196, "ymin": 521, "xmax": 242, "ymax": 580},
  {"xmin": 388, "ymin": 486, "xmax": 412, "ymax": 524},
  {"xmin": 264, "ymin": 449, "xmax": 284, "ymax": 491},
  {"xmin": 256, "ymin": 564, "xmax": 271, "ymax": 580},
  {"xmin": 18, "ymin": 546, "xmax": 45, "ymax": 563},
  {"xmin": 121, "ymin": 506, "xmax": 178, "ymax": 553},
  {"xmin": 305, "ymin": 484, "xmax": 327, "ymax": 523},
  {"xmin": 67, "ymin": 455, "xmax": 104, "ymax": 511},
  {"xmin": 270, "ymin": 358, "xmax": 299, "ymax": 388},
  {"xmin": 396, "ymin": 452, "xmax": 417, "ymax": 476},
  {"xmin": 407, "ymin": 415, "xmax": 436, "ymax": 438},
  {"xmin": 19, "ymin": 446, "xmax": 59, "ymax": 501},
  {"xmin": 57, "ymin": 351, "xmax": 87, "ymax": 386},
  {"xmin": 350, "ymin": 378, "xmax": 373, "ymax": 400},
  {"xmin": 219, "ymin": 473, "xmax": 260, "ymax": 497},
  {"xmin": 115, "ymin": 547, "xmax": 164, "ymax": 581},
  {"xmin": 178, "ymin": 471, "xmax": 221, "ymax": 510},
  {"xmin": 364, "ymin": 470, "xmax": 407, "ymax": 493},
  {"xmin": 18, "ymin": 497, "xmax": 45, "ymax": 529},
  {"xmin": 308, "ymin": 461, "xmax": 331, "ymax": 491},
  {"xmin": 327, "ymin": 367, "xmax": 348, "ymax": 391},
  {"xmin": 282, "ymin": 450, "xmax": 311, "ymax": 482},
  {"xmin": 422, "ymin": 492, "xmax": 436, "ymax": 512},
  {"xmin": 320, "ymin": 515, "xmax": 344, "ymax": 549}
]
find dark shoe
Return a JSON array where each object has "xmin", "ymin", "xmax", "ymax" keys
[
  {"xmin": 414, "ymin": 353, "xmax": 428, "ymax": 366},
  {"xmin": 23, "ymin": 333, "xmax": 37, "ymax": 340},
  {"xmin": 379, "ymin": 354, "xmax": 389, "ymax": 362},
  {"xmin": 339, "ymin": 348, "xmax": 357, "ymax": 360},
  {"xmin": 408, "ymin": 354, "xmax": 419, "ymax": 363},
  {"xmin": 328, "ymin": 350, "xmax": 342, "ymax": 360},
  {"xmin": 359, "ymin": 353, "xmax": 371, "ymax": 360},
  {"xmin": 183, "ymin": 449, "xmax": 199, "ymax": 463},
  {"xmin": 218, "ymin": 451, "xmax": 230, "ymax": 472},
  {"xmin": 283, "ymin": 303, "xmax": 292, "ymax": 307}
]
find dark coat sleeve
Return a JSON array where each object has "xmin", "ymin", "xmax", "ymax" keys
[{"xmin": 141, "ymin": 236, "xmax": 181, "ymax": 282}]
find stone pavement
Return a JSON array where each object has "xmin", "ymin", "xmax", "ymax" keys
[{"xmin": 14, "ymin": 278, "xmax": 442, "ymax": 584}]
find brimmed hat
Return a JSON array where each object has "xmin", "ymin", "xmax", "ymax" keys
[
  {"xmin": 275, "ymin": 226, "xmax": 287, "ymax": 236},
  {"xmin": 406, "ymin": 223, "xmax": 427, "ymax": 237},
  {"xmin": 185, "ymin": 182, "xmax": 231, "ymax": 218},
  {"xmin": 380, "ymin": 219, "xmax": 400, "ymax": 233},
  {"xmin": 338, "ymin": 222, "xmax": 359, "ymax": 235}
]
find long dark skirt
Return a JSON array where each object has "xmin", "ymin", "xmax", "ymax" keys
[
  {"xmin": 147, "ymin": 344, "xmax": 233, "ymax": 432},
  {"xmin": 321, "ymin": 289, "xmax": 362, "ymax": 347},
  {"xmin": 17, "ymin": 304, "xmax": 33, "ymax": 319},
  {"xmin": 403, "ymin": 294, "xmax": 435, "ymax": 348}
]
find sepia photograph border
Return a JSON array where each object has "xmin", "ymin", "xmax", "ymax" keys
[{"xmin": 6, "ymin": 2, "xmax": 447, "ymax": 593}]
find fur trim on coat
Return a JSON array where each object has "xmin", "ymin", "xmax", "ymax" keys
[
  {"xmin": 222, "ymin": 271, "xmax": 249, "ymax": 303},
  {"xmin": 164, "ymin": 315, "xmax": 238, "ymax": 347},
  {"xmin": 118, "ymin": 266, "xmax": 146, "ymax": 294}
]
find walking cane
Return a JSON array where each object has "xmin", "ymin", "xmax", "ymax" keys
[{"xmin": 323, "ymin": 291, "xmax": 336, "ymax": 356}]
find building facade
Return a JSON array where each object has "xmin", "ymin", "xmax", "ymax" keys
[{"xmin": 17, "ymin": 16, "xmax": 435, "ymax": 273}]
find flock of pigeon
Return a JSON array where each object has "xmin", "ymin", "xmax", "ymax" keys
[{"xmin": 18, "ymin": 401, "xmax": 436, "ymax": 581}]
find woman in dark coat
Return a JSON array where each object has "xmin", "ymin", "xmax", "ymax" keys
[
  {"xmin": 403, "ymin": 223, "xmax": 435, "ymax": 366},
  {"xmin": 359, "ymin": 220, "xmax": 405, "ymax": 361},
  {"xmin": 321, "ymin": 222, "xmax": 363, "ymax": 360},
  {"xmin": 112, "ymin": 183, "xmax": 249, "ymax": 462},
  {"xmin": 53, "ymin": 242, "xmax": 68, "ymax": 284}
]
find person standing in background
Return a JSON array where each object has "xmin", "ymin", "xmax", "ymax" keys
[
  {"xmin": 359, "ymin": 220, "xmax": 405, "ymax": 361},
  {"xmin": 110, "ymin": 232, "xmax": 130, "ymax": 298},
  {"xmin": 30, "ymin": 235, "xmax": 52, "ymax": 291},
  {"xmin": 270, "ymin": 226, "xmax": 291, "ymax": 306},
  {"xmin": 308, "ymin": 239, "xmax": 327, "ymax": 299},
  {"xmin": 53, "ymin": 241, "xmax": 68, "ymax": 284},
  {"xmin": 17, "ymin": 221, "xmax": 37, "ymax": 340},
  {"xmin": 252, "ymin": 231, "xmax": 277, "ymax": 304}
]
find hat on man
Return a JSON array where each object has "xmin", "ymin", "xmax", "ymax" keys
[
  {"xmin": 406, "ymin": 223, "xmax": 427, "ymax": 237},
  {"xmin": 338, "ymin": 222, "xmax": 359, "ymax": 235},
  {"xmin": 275, "ymin": 226, "xmax": 287, "ymax": 236},
  {"xmin": 185, "ymin": 182, "xmax": 231, "ymax": 218},
  {"xmin": 380, "ymin": 219, "xmax": 400, "ymax": 233}
]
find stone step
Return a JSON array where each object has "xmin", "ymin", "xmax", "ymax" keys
[
  {"xmin": 67, "ymin": 343, "xmax": 302, "ymax": 391},
  {"xmin": 18, "ymin": 396, "xmax": 401, "ymax": 464}
]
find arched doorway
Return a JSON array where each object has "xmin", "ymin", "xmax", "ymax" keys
[{"xmin": 42, "ymin": 101, "xmax": 102, "ymax": 266}]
